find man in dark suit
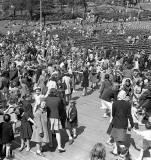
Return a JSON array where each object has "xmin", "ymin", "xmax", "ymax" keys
[{"xmin": 111, "ymin": 90, "xmax": 134, "ymax": 156}]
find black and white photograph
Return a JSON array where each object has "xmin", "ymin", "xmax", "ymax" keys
[{"xmin": 0, "ymin": 0, "xmax": 151, "ymax": 160}]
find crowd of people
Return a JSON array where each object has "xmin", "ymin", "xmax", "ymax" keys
[{"xmin": 0, "ymin": 14, "xmax": 151, "ymax": 160}]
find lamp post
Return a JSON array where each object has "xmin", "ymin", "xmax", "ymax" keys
[{"xmin": 40, "ymin": 0, "xmax": 42, "ymax": 30}]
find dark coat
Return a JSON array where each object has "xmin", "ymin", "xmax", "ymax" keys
[
  {"xmin": 139, "ymin": 89, "xmax": 151, "ymax": 113},
  {"xmin": 66, "ymin": 106, "xmax": 78, "ymax": 128},
  {"xmin": 22, "ymin": 100, "xmax": 34, "ymax": 119},
  {"xmin": 100, "ymin": 88, "xmax": 118, "ymax": 102},
  {"xmin": 112, "ymin": 100, "xmax": 134, "ymax": 129},
  {"xmin": 99, "ymin": 80, "xmax": 112, "ymax": 97},
  {"xmin": 46, "ymin": 96, "xmax": 62, "ymax": 119},
  {"xmin": 81, "ymin": 69, "xmax": 89, "ymax": 87},
  {"xmin": 0, "ymin": 122, "xmax": 14, "ymax": 144}
]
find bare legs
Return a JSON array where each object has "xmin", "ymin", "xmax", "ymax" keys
[
  {"xmin": 3, "ymin": 143, "xmax": 12, "ymax": 158},
  {"xmin": 19, "ymin": 139, "xmax": 30, "ymax": 152},
  {"xmin": 82, "ymin": 87, "xmax": 87, "ymax": 96},
  {"xmin": 56, "ymin": 132, "xmax": 65, "ymax": 151}
]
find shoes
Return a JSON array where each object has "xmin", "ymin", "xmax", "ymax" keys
[
  {"xmin": 18, "ymin": 147, "xmax": 24, "ymax": 152},
  {"xmin": 69, "ymin": 139, "xmax": 74, "ymax": 145},
  {"xmin": 73, "ymin": 135, "xmax": 77, "ymax": 139},
  {"xmin": 100, "ymin": 106, "xmax": 107, "ymax": 109},
  {"xmin": 103, "ymin": 114, "xmax": 109, "ymax": 118},
  {"xmin": 138, "ymin": 122, "xmax": 145, "ymax": 126},
  {"xmin": 36, "ymin": 152, "xmax": 45, "ymax": 157},
  {"xmin": 58, "ymin": 148, "xmax": 66, "ymax": 153}
]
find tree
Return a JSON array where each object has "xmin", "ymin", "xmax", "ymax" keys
[
  {"xmin": 68, "ymin": 0, "xmax": 75, "ymax": 16},
  {"xmin": 83, "ymin": 0, "xmax": 88, "ymax": 13},
  {"xmin": 26, "ymin": 0, "xmax": 34, "ymax": 19}
]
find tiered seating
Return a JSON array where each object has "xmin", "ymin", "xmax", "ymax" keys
[{"xmin": 74, "ymin": 29, "xmax": 151, "ymax": 54}]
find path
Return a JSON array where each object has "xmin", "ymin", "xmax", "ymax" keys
[{"xmin": 11, "ymin": 86, "xmax": 147, "ymax": 160}]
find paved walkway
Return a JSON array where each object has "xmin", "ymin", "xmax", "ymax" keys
[{"xmin": 10, "ymin": 86, "xmax": 148, "ymax": 160}]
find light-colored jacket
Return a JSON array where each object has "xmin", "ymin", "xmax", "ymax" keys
[{"xmin": 31, "ymin": 109, "xmax": 50, "ymax": 143}]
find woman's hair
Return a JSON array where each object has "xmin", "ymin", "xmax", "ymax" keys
[
  {"xmin": 90, "ymin": 143, "xmax": 106, "ymax": 160},
  {"xmin": 49, "ymin": 88, "xmax": 58, "ymax": 97},
  {"xmin": 3, "ymin": 114, "xmax": 11, "ymax": 122}
]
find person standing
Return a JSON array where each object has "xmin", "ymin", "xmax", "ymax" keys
[
  {"xmin": 99, "ymin": 74, "xmax": 112, "ymax": 99},
  {"xmin": 65, "ymin": 100, "xmax": 78, "ymax": 145},
  {"xmin": 100, "ymin": 83, "xmax": 119, "ymax": 118},
  {"xmin": 81, "ymin": 66, "xmax": 89, "ymax": 96},
  {"xmin": 37, "ymin": 70, "xmax": 47, "ymax": 95},
  {"xmin": 45, "ymin": 88, "xmax": 65, "ymax": 152},
  {"xmin": 110, "ymin": 90, "xmax": 134, "ymax": 157},
  {"xmin": 0, "ymin": 114, "xmax": 14, "ymax": 159},
  {"xmin": 138, "ymin": 81, "xmax": 151, "ymax": 121},
  {"xmin": 18, "ymin": 103, "xmax": 36, "ymax": 152},
  {"xmin": 46, "ymin": 76, "xmax": 57, "ymax": 95},
  {"xmin": 31, "ymin": 101, "xmax": 50, "ymax": 157},
  {"xmin": 62, "ymin": 73, "xmax": 72, "ymax": 104}
]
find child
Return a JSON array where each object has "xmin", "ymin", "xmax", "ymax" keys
[
  {"xmin": 133, "ymin": 116, "xmax": 151, "ymax": 160},
  {"xmin": 4, "ymin": 98, "xmax": 18, "ymax": 134},
  {"xmin": 66, "ymin": 100, "xmax": 78, "ymax": 145},
  {"xmin": 18, "ymin": 107, "xmax": 36, "ymax": 152},
  {"xmin": 0, "ymin": 114, "xmax": 14, "ymax": 159}
]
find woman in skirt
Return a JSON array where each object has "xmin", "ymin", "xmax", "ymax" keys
[{"xmin": 18, "ymin": 106, "xmax": 36, "ymax": 152}]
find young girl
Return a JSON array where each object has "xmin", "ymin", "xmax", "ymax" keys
[
  {"xmin": 0, "ymin": 114, "xmax": 14, "ymax": 159},
  {"xmin": 4, "ymin": 98, "xmax": 18, "ymax": 134},
  {"xmin": 18, "ymin": 106, "xmax": 36, "ymax": 152},
  {"xmin": 66, "ymin": 100, "xmax": 78, "ymax": 145}
]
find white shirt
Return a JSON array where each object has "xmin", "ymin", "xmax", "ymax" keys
[
  {"xmin": 33, "ymin": 94, "xmax": 45, "ymax": 113},
  {"xmin": 34, "ymin": 94, "xmax": 44, "ymax": 106},
  {"xmin": 46, "ymin": 80, "xmax": 57, "ymax": 91}
]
